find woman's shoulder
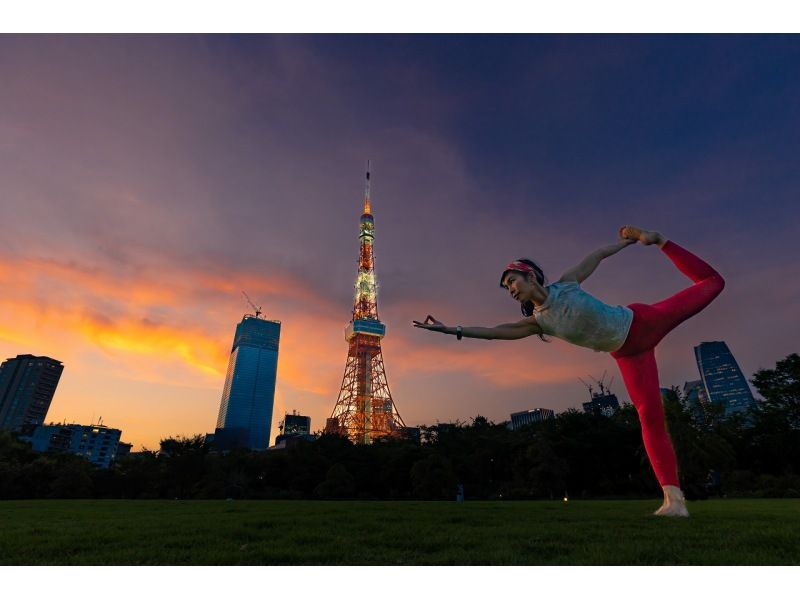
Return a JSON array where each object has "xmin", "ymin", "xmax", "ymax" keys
[
  {"xmin": 551, "ymin": 279, "xmax": 581, "ymax": 290},
  {"xmin": 539, "ymin": 281, "xmax": 580, "ymax": 310}
]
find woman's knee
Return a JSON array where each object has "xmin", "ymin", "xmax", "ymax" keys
[
  {"xmin": 711, "ymin": 273, "xmax": 725, "ymax": 294},
  {"xmin": 698, "ymin": 273, "xmax": 725, "ymax": 303}
]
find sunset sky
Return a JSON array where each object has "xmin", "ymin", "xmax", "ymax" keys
[{"xmin": 2, "ymin": 35, "xmax": 799, "ymax": 450}]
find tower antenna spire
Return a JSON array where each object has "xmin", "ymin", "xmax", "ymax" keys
[{"xmin": 363, "ymin": 159, "xmax": 371, "ymax": 215}]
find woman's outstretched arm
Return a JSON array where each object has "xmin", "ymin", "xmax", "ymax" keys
[
  {"xmin": 413, "ymin": 315, "xmax": 542, "ymax": 340},
  {"xmin": 558, "ymin": 238, "xmax": 636, "ymax": 284}
]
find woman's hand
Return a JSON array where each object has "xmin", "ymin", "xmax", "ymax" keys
[{"xmin": 413, "ymin": 315, "xmax": 449, "ymax": 333}]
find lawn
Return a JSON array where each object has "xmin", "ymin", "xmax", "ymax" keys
[{"xmin": 1, "ymin": 499, "xmax": 798, "ymax": 565}]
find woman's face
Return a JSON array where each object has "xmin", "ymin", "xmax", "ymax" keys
[{"xmin": 502, "ymin": 271, "xmax": 536, "ymax": 303}]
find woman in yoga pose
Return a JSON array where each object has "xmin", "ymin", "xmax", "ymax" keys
[{"xmin": 414, "ymin": 226, "xmax": 725, "ymax": 516}]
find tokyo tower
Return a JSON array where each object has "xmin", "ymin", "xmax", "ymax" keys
[{"xmin": 325, "ymin": 163, "xmax": 405, "ymax": 444}]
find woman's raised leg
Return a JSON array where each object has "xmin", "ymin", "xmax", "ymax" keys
[
  {"xmin": 652, "ymin": 240, "xmax": 725, "ymax": 328},
  {"xmin": 619, "ymin": 227, "xmax": 725, "ymax": 349}
]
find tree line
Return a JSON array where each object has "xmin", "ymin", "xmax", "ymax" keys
[{"xmin": 1, "ymin": 353, "xmax": 798, "ymax": 500}]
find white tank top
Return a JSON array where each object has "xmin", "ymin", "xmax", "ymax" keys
[{"xmin": 533, "ymin": 281, "xmax": 633, "ymax": 352}]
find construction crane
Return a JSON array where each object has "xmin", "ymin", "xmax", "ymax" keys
[
  {"xmin": 578, "ymin": 377, "xmax": 594, "ymax": 399},
  {"xmin": 589, "ymin": 370, "xmax": 615, "ymax": 396},
  {"xmin": 241, "ymin": 291, "xmax": 262, "ymax": 319}
]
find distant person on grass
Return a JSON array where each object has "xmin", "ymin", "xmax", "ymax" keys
[{"xmin": 414, "ymin": 226, "xmax": 725, "ymax": 517}]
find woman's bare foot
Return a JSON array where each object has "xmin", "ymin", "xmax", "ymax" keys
[
  {"xmin": 619, "ymin": 225, "xmax": 667, "ymax": 248},
  {"xmin": 654, "ymin": 485, "xmax": 689, "ymax": 517}
]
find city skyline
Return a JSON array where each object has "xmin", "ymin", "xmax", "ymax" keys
[{"xmin": 1, "ymin": 35, "xmax": 798, "ymax": 449}]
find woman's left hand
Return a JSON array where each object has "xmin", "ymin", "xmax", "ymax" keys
[{"xmin": 413, "ymin": 315, "xmax": 448, "ymax": 332}]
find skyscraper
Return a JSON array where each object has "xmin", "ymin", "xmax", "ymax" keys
[
  {"xmin": 215, "ymin": 315, "xmax": 281, "ymax": 450},
  {"xmin": 694, "ymin": 341, "xmax": 755, "ymax": 416},
  {"xmin": 0, "ymin": 354, "xmax": 64, "ymax": 432}
]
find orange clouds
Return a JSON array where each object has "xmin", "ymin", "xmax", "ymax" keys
[
  {"xmin": 20, "ymin": 252, "xmax": 579, "ymax": 397},
  {"xmin": 0, "ymin": 248, "xmax": 609, "ymax": 448},
  {"xmin": 75, "ymin": 315, "xmax": 228, "ymax": 379},
  {"xmin": 0, "ymin": 250, "xmax": 351, "ymax": 445},
  {"xmin": 1, "ymin": 250, "xmax": 344, "ymax": 361}
]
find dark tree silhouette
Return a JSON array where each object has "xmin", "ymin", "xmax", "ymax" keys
[{"xmin": 4, "ymin": 354, "xmax": 800, "ymax": 500}]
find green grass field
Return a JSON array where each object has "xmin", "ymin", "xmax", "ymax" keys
[{"xmin": 1, "ymin": 499, "xmax": 799, "ymax": 565}]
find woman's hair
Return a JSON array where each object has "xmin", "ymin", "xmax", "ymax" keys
[{"xmin": 500, "ymin": 258, "xmax": 550, "ymax": 342}]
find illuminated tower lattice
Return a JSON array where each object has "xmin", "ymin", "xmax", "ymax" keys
[{"xmin": 325, "ymin": 164, "xmax": 405, "ymax": 444}]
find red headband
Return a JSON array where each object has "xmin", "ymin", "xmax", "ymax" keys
[{"xmin": 504, "ymin": 261, "xmax": 537, "ymax": 274}]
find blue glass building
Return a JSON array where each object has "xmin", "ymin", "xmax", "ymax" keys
[
  {"xmin": 215, "ymin": 315, "xmax": 281, "ymax": 450},
  {"xmin": 694, "ymin": 341, "xmax": 755, "ymax": 416}
]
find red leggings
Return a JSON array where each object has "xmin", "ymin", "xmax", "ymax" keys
[{"xmin": 610, "ymin": 241, "xmax": 725, "ymax": 487}]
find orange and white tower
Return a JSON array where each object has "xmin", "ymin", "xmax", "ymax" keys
[{"xmin": 325, "ymin": 163, "xmax": 405, "ymax": 444}]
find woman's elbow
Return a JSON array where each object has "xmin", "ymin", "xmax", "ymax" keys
[{"xmin": 515, "ymin": 327, "xmax": 538, "ymax": 340}]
